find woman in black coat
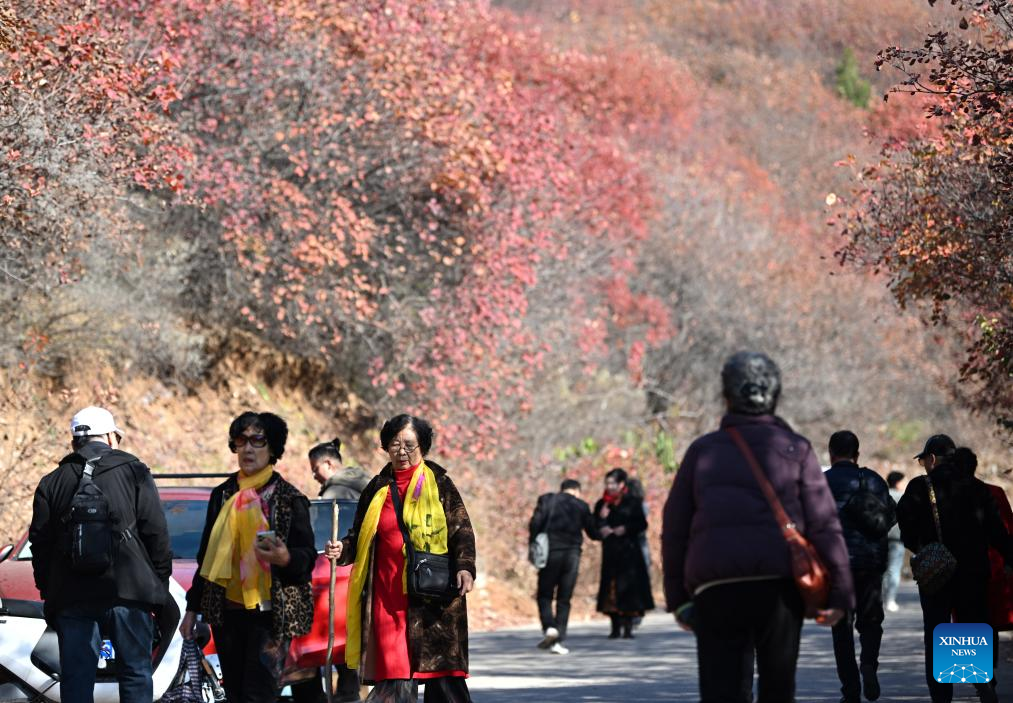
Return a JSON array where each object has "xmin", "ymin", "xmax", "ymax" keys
[{"xmin": 594, "ymin": 467, "xmax": 654, "ymax": 638}]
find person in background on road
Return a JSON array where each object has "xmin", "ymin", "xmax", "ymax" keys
[
  {"xmin": 529, "ymin": 478, "xmax": 597, "ymax": 654},
  {"xmin": 593, "ymin": 467, "xmax": 654, "ymax": 639},
  {"xmin": 953, "ymin": 446, "xmax": 1013, "ymax": 694},
  {"xmin": 311, "ymin": 437, "xmax": 372, "ymax": 501},
  {"xmin": 180, "ymin": 411, "xmax": 316, "ymax": 703},
  {"xmin": 897, "ymin": 434, "xmax": 1013, "ymax": 703},
  {"xmin": 626, "ymin": 477, "xmax": 651, "ymax": 631},
  {"xmin": 662, "ymin": 351, "xmax": 853, "ymax": 703},
  {"xmin": 626, "ymin": 477, "xmax": 651, "ymax": 571},
  {"xmin": 293, "ymin": 437, "xmax": 370, "ymax": 703},
  {"xmin": 30, "ymin": 406, "xmax": 172, "ymax": 703},
  {"xmin": 882, "ymin": 471, "xmax": 907, "ymax": 613},
  {"xmin": 824, "ymin": 430, "xmax": 896, "ymax": 703},
  {"xmin": 325, "ymin": 414, "xmax": 477, "ymax": 703}
]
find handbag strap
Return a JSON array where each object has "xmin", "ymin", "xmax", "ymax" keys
[
  {"xmin": 386, "ymin": 478, "xmax": 416, "ymax": 558},
  {"xmin": 925, "ymin": 475, "xmax": 944, "ymax": 542},
  {"xmin": 725, "ymin": 427, "xmax": 798, "ymax": 538}
]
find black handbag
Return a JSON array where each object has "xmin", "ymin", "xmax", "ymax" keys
[
  {"xmin": 388, "ymin": 479, "xmax": 456, "ymax": 601},
  {"xmin": 910, "ymin": 476, "xmax": 957, "ymax": 594}
]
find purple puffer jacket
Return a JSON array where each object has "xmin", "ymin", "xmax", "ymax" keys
[{"xmin": 662, "ymin": 413, "xmax": 854, "ymax": 612}]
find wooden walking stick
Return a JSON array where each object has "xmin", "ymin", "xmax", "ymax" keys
[{"xmin": 325, "ymin": 499, "xmax": 339, "ymax": 703}]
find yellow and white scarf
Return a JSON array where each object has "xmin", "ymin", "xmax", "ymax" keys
[
  {"xmin": 199, "ymin": 464, "xmax": 274, "ymax": 609},
  {"xmin": 345, "ymin": 461, "xmax": 449, "ymax": 669}
]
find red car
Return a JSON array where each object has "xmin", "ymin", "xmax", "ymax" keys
[{"xmin": 0, "ymin": 482, "xmax": 357, "ymax": 699}]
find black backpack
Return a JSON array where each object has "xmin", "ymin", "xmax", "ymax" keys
[
  {"xmin": 64, "ymin": 459, "xmax": 118, "ymax": 575},
  {"xmin": 840, "ymin": 470, "xmax": 895, "ymax": 539}
]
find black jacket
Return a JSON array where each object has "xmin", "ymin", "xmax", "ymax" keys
[
  {"xmin": 897, "ymin": 461, "xmax": 1013, "ymax": 579},
  {"xmin": 529, "ymin": 491, "xmax": 597, "ymax": 551},
  {"xmin": 594, "ymin": 493, "xmax": 654, "ymax": 613},
  {"xmin": 824, "ymin": 461, "xmax": 896, "ymax": 572},
  {"xmin": 30, "ymin": 441, "xmax": 171, "ymax": 619}
]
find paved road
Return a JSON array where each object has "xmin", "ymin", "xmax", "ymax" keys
[{"xmin": 467, "ymin": 583, "xmax": 1006, "ymax": 702}]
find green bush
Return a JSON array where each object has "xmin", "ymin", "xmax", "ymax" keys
[{"xmin": 835, "ymin": 48, "xmax": 871, "ymax": 109}]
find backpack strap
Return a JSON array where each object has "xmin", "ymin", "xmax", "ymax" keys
[{"xmin": 81, "ymin": 459, "xmax": 98, "ymax": 483}]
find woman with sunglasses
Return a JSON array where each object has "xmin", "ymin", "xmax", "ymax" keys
[
  {"xmin": 179, "ymin": 411, "xmax": 316, "ymax": 703},
  {"xmin": 324, "ymin": 414, "xmax": 477, "ymax": 703}
]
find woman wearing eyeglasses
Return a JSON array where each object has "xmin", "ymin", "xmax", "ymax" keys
[
  {"xmin": 324, "ymin": 414, "xmax": 477, "ymax": 703},
  {"xmin": 179, "ymin": 411, "xmax": 316, "ymax": 703}
]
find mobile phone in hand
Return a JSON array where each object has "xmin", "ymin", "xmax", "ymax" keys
[{"xmin": 256, "ymin": 530, "xmax": 276, "ymax": 545}]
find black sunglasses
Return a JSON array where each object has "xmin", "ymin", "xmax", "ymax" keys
[{"xmin": 230, "ymin": 434, "xmax": 268, "ymax": 452}]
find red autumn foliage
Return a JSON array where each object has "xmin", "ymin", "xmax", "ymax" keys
[
  {"xmin": 840, "ymin": 0, "xmax": 1013, "ymax": 428},
  {"xmin": 44, "ymin": 0, "xmax": 694, "ymax": 459},
  {"xmin": 0, "ymin": 2, "xmax": 190, "ymax": 294}
]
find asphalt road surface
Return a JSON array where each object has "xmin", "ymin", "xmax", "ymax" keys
[{"xmin": 467, "ymin": 583, "xmax": 1008, "ymax": 702}]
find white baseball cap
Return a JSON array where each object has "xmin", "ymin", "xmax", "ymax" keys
[{"xmin": 70, "ymin": 406, "xmax": 123, "ymax": 438}]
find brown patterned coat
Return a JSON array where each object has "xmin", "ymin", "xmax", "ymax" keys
[
  {"xmin": 340, "ymin": 461, "xmax": 477, "ymax": 680},
  {"xmin": 185, "ymin": 472, "xmax": 316, "ymax": 641}
]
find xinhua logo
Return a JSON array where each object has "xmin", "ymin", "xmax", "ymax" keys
[{"xmin": 932, "ymin": 623, "xmax": 993, "ymax": 684}]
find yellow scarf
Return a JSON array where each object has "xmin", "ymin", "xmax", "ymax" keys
[
  {"xmin": 199, "ymin": 464, "xmax": 274, "ymax": 609},
  {"xmin": 345, "ymin": 461, "xmax": 449, "ymax": 670}
]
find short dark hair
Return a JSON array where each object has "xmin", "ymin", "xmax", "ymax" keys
[
  {"xmin": 886, "ymin": 471, "xmax": 905, "ymax": 488},
  {"xmin": 828, "ymin": 430, "xmax": 860, "ymax": 460},
  {"xmin": 71, "ymin": 435, "xmax": 107, "ymax": 451},
  {"xmin": 379, "ymin": 414, "xmax": 434, "ymax": 455},
  {"xmin": 309, "ymin": 437, "xmax": 342, "ymax": 463},
  {"xmin": 953, "ymin": 446, "xmax": 978, "ymax": 479},
  {"xmin": 605, "ymin": 467, "xmax": 628, "ymax": 484},
  {"xmin": 560, "ymin": 479, "xmax": 581, "ymax": 492},
  {"xmin": 626, "ymin": 477, "xmax": 645, "ymax": 500},
  {"xmin": 229, "ymin": 411, "xmax": 288, "ymax": 463}
]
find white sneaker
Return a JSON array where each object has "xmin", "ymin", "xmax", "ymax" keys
[
  {"xmin": 537, "ymin": 626, "xmax": 559, "ymax": 649},
  {"xmin": 886, "ymin": 601, "xmax": 899, "ymax": 613},
  {"xmin": 549, "ymin": 642, "xmax": 569, "ymax": 655}
]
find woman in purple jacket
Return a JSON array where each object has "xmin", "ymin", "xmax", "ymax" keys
[{"xmin": 661, "ymin": 352, "xmax": 854, "ymax": 703}]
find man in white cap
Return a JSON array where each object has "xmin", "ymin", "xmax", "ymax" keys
[{"xmin": 29, "ymin": 406, "xmax": 171, "ymax": 703}]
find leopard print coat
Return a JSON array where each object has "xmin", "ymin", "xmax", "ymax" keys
[{"xmin": 187, "ymin": 473, "xmax": 316, "ymax": 641}]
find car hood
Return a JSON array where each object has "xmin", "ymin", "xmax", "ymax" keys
[{"xmin": 0, "ymin": 558, "xmax": 39, "ymax": 601}]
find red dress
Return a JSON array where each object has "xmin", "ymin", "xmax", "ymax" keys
[{"xmin": 370, "ymin": 467, "xmax": 465, "ymax": 680}]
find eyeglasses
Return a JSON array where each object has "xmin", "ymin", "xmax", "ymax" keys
[
  {"xmin": 387, "ymin": 441, "xmax": 419, "ymax": 455},
  {"xmin": 231, "ymin": 434, "xmax": 268, "ymax": 450}
]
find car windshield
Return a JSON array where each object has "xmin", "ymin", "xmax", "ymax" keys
[
  {"xmin": 163, "ymin": 499, "xmax": 209, "ymax": 560},
  {"xmin": 12, "ymin": 497, "xmax": 358, "ymax": 562},
  {"xmin": 308, "ymin": 500, "xmax": 358, "ymax": 552}
]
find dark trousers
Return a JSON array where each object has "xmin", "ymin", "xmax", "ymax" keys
[
  {"xmin": 214, "ymin": 610, "xmax": 287, "ymax": 703},
  {"xmin": 918, "ymin": 573, "xmax": 997, "ymax": 703},
  {"xmin": 291, "ymin": 664, "xmax": 361, "ymax": 703},
  {"xmin": 694, "ymin": 579, "xmax": 803, "ymax": 703},
  {"xmin": 832, "ymin": 569, "xmax": 885, "ymax": 701},
  {"xmin": 365, "ymin": 677, "xmax": 471, "ymax": 703},
  {"xmin": 536, "ymin": 548, "xmax": 580, "ymax": 641},
  {"xmin": 56, "ymin": 603, "xmax": 154, "ymax": 703}
]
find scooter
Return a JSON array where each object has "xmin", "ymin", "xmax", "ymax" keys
[{"xmin": 0, "ymin": 578, "xmax": 223, "ymax": 703}]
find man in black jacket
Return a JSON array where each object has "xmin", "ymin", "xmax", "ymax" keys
[
  {"xmin": 898, "ymin": 434, "xmax": 1013, "ymax": 703},
  {"xmin": 30, "ymin": 406, "xmax": 171, "ymax": 703},
  {"xmin": 824, "ymin": 431, "xmax": 896, "ymax": 703},
  {"xmin": 529, "ymin": 478, "xmax": 596, "ymax": 654}
]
